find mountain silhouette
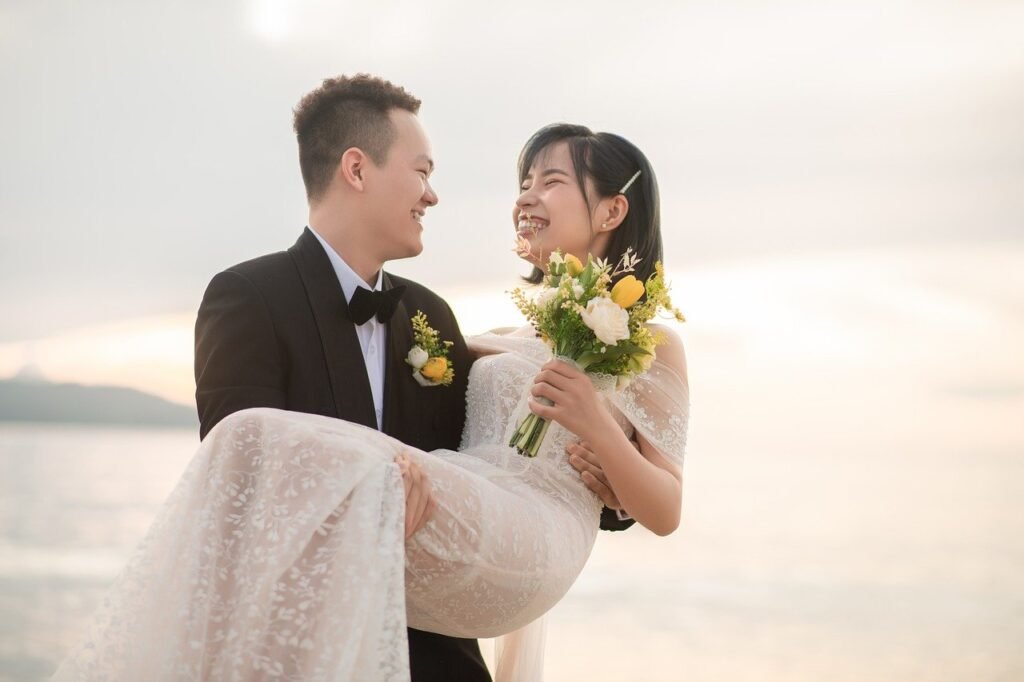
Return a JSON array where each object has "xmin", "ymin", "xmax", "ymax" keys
[{"xmin": 0, "ymin": 377, "xmax": 196, "ymax": 427}]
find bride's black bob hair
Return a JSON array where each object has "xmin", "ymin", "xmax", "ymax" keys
[{"xmin": 517, "ymin": 123, "xmax": 663, "ymax": 285}]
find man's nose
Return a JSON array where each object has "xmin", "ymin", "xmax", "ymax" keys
[{"xmin": 423, "ymin": 183, "xmax": 438, "ymax": 207}]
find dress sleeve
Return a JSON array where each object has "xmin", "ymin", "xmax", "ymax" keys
[{"xmin": 610, "ymin": 359, "xmax": 690, "ymax": 468}]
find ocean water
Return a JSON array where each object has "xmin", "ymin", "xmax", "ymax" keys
[{"xmin": 1, "ymin": 417, "xmax": 1020, "ymax": 682}]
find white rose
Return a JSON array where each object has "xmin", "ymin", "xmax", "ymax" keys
[
  {"xmin": 406, "ymin": 345, "xmax": 429, "ymax": 369},
  {"xmin": 580, "ymin": 296, "xmax": 630, "ymax": 346},
  {"xmin": 572, "ymin": 282, "xmax": 585, "ymax": 299}
]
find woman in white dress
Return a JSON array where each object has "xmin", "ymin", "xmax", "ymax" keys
[{"xmin": 53, "ymin": 124, "xmax": 689, "ymax": 681}]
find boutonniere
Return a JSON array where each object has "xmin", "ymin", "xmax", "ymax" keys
[{"xmin": 405, "ymin": 310, "xmax": 455, "ymax": 387}]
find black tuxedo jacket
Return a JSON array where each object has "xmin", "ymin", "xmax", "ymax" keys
[{"xmin": 194, "ymin": 227, "xmax": 490, "ymax": 681}]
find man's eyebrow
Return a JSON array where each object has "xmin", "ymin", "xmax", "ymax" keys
[{"xmin": 416, "ymin": 154, "xmax": 435, "ymax": 171}]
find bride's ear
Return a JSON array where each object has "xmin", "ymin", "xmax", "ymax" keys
[
  {"xmin": 596, "ymin": 194, "xmax": 629, "ymax": 233},
  {"xmin": 337, "ymin": 148, "xmax": 368, "ymax": 191}
]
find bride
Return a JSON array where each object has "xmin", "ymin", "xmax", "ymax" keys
[{"xmin": 53, "ymin": 122, "xmax": 688, "ymax": 681}]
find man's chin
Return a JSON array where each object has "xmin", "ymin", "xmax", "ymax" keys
[{"xmin": 387, "ymin": 241, "xmax": 423, "ymax": 262}]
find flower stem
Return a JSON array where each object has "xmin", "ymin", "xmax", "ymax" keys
[{"xmin": 509, "ymin": 397, "xmax": 554, "ymax": 457}]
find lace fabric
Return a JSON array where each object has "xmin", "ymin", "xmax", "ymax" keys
[
  {"xmin": 52, "ymin": 334, "xmax": 688, "ymax": 681},
  {"xmin": 464, "ymin": 333, "xmax": 689, "ymax": 469}
]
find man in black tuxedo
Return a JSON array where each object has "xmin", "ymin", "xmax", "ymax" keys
[{"xmin": 195, "ymin": 74, "xmax": 632, "ymax": 681}]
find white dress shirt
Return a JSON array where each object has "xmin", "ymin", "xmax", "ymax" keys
[{"xmin": 310, "ymin": 227, "xmax": 387, "ymax": 430}]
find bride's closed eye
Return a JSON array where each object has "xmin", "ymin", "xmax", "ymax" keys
[{"xmin": 520, "ymin": 180, "xmax": 561, "ymax": 191}]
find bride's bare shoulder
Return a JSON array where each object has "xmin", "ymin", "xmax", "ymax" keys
[{"xmin": 647, "ymin": 324, "xmax": 688, "ymax": 381}]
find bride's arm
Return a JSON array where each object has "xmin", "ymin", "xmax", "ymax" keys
[
  {"xmin": 528, "ymin": 329, "xmax": 687, "ymax": 536},
  {"xmin": 464, "ymin": 326, "xmax": 529, "ymax": 359}
]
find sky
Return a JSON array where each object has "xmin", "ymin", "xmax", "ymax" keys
[
  {"xmin": 0, "ymin": 0, "xmax": 1022, "ymax": 400},
  {"xmin": 2, "ymin": 3, "xmax": 1023, "ymax": 678}
]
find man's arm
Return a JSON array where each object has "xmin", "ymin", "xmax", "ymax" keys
[
  {"xmin": 568, "ymin": 439, "xmax": 637, "ymax": 532},
  {"xmin": 195, "ymin": 269, "xmax": 287, "ymax": 439},
  {"xmin": 600, "ymin": 506, "xmax": 636, "ymax": 532},
  {"xmin": 440, "ymin": 301, "xmax": 473, "ymax": 443}
]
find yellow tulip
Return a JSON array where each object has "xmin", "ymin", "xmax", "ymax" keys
[
  {"xmin": 611, "ymin": 275, "xmax": 644, "ymax": 308},
  {"xmin": 420, "ymin": 356, "xmax": 448, "ymax": 382},
  {"xmin": 564, "ymin": 253, "xmax": 584, "ymax": 276}
]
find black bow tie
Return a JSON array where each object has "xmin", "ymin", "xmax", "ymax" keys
[{"xmin": 347, "ymin": 285, "xmax": 406, "ymax": 325}]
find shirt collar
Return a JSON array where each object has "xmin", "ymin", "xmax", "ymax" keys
[{"xmin": 309, "ymin": 225, "xmax": 383, "ymax": 303}]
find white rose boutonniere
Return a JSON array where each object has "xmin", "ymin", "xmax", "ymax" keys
[
  {"xmin": 406, "ymin": 346, "xmax": 429, "ymax": 370},
  {"xmin": 405, "ymin": 311, "xmax": 454, "ymax": 387}
]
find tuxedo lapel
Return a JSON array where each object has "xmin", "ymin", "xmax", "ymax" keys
[
  {"xmin": 382, "ymin": 272, "xmax": 415, "ymax": 439},
  {"xmin": 289, "ymin": 227, "xmax": 377, "ymax": 430}
]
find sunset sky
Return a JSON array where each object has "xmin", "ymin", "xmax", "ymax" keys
[
  {"xmin": 2, "ymin": 4, "xmax": 1022, "ymax": 679},
  {"xmin": 0, "ymin": 0, "xmax": 1021, "ymax": 417}
]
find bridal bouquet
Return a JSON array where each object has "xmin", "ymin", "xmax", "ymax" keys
[{"xmin": 508, "ymin": 248, "xmax": 684, "ymax": 457}]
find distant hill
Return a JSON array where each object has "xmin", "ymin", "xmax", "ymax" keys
[{"xmin": 0, "ymin": 378, "xmax": 197, "ymax": 428}]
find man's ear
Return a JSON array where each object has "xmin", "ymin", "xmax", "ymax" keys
[
  {"xmin": 598, "ymin": 195, "xmax": 629, "ymax": 232},
  {"xmin": 337, "ymin": 147, "xmax": 368, "ymax": 191}
]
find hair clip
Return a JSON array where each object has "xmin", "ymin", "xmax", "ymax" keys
[{"xmin": 619, "ymin": 170, "xmax": 642, "ymax": 194}]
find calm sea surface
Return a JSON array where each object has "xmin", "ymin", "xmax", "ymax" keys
[{"xmin": 1, "ymin": 421, "xmax": 1021, "ymax": 681}]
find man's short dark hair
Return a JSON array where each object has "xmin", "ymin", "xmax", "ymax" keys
[{"xmin": 293, "ymin": 74, "xmax": 421, "ymax": 202}]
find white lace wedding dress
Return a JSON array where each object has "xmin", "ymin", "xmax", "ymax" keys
[{"xmin": 52, "ymin": 334, "xmax": 688, "ymax": 681}]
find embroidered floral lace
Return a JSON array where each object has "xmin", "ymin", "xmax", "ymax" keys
[{"xmin": 53, "ymin": 333, "xmax": 688, "ymax": 681}]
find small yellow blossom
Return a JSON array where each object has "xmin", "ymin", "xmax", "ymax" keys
[
  {"xmin": 420, "ymin": 357, "xmax": 448, "ymax": 382},
  {"xmin": 611, "ymin": 275, "xmax": 645, "ymax": 308}
]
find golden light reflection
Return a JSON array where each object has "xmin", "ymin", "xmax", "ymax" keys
[
  {"xmin": 0, "ymin": 314, "xmax": 195, "ymax": 406},
  {"xmin": 1, "ymin": 246, "xmax": 1020, "ymax": 425}
]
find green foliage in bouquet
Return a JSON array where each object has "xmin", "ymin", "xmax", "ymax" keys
[{"xmin": 508, "ymin": 249, "xmax": 684, "ymax": 456}]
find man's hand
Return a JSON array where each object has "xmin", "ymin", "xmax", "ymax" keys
[
  {"xmin": 396, "ymin": 452, "xmax": 436, "ymax": 539},
  {"xmin": 566, "ymin": 441, "xmax": 623, "ymax": 511}
]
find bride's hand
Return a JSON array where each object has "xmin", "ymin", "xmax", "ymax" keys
[{"xmin": 529, "ymin": 359, "xmax": 616, "ymax": 445}]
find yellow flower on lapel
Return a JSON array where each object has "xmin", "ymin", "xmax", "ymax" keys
[
  {"xmin": 406, "ymin": 311, "xmax": 454, "ymax": 387},
  {"xmin": 420, "ymin": 357, "xmax": 448, "ymax": 382}
]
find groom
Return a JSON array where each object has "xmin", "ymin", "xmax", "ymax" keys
[{"xmin": 194, "ymin": 74, "xmax": 631, "ymax": 681}]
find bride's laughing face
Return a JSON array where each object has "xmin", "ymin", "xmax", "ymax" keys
[{"xmin": 513, "ymin": 142, "xmax": 602, "ymax": 270}]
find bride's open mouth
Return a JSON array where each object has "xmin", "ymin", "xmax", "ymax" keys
[{"xmin": 516, "ymin": 216, "xmax": 548, "ymax": 235}]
